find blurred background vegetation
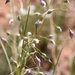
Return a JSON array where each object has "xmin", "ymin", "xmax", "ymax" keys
[{"xmin": 0, "ymin": 0, "xmax": 75, "ymax": 75}]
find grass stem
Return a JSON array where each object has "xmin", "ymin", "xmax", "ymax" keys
[
  {"xmin": 0, "ymin": 39, "xmax": 13, "ymax": 75},
  {"xmin": 23, "ymin": 0, "xmax": 31, "ymax": 35},
  {"xmin": 52, "ymin": 46, "xmax": 64, "ymax": 75}
]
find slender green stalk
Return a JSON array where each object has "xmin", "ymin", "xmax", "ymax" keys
[
  {"xmin": 23, "ymin": 0, "xmax": 31, "ymax": 35},
  {"xmin": 52, "ymin": 46, "xmax": 64, "ymax": 75},
  {"xmin": 0, "ymin": 39, "xmax": 13, "ymax": 75},
  {"xmin": 19, "ymin": 1, "xmax": 31, "ymax": 73}
]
